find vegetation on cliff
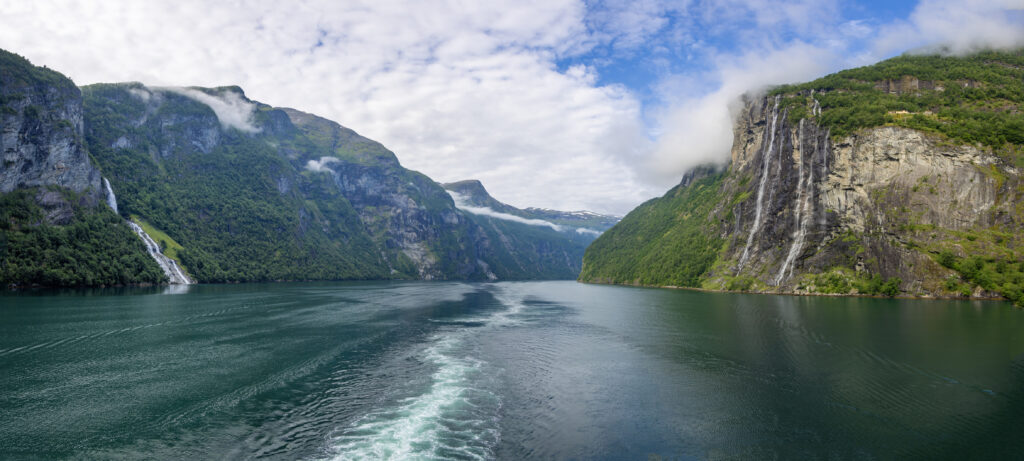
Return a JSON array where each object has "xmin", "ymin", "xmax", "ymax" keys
[
  {"xmin": 82, "ymin": 84, "xmax": 388, "ymax": 282},
  {"xmin": 0, "ymin": 50, "xmax": 72, "ymax": 91},
  {"xmin": 578, "ymin": 171, "xmax": 726, "ymax": 287},
  {"xmin": 0, "ymin": 188, "xmax": 165, "ymax": 286},
  {"xmin": 772, "ymin": 50, "xmax": 1024, "ymax": 162}
]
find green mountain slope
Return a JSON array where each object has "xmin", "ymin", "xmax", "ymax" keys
[
  {"xmin": 578, "ymin": 168, "xmax": 726, "ymax": 287},
  {"xmin": 79, "ymin": 81, "xmax": 602, "ymax": 283},
  {"xmin": 3, "ymin": 47, "xmax": 610, "ymax": 286},
  {"xmin": 82, "ymin": 84, "xmax": 387, "ymax": 282}
]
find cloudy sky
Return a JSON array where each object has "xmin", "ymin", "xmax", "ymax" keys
[{"xmin": 2, "ymin": 1, "xmax": 1022, "ymax": 214}]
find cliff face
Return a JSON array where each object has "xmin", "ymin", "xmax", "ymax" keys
[
  {"xmin": 704, "ymin": 94, "xmax": 1020, "ymax": 296},
  {"xmin": 581, "ymin": 91, "xmax": 1023, "ymax": 301},
  {"xmin": 0, "ymin": 51, "xmax": 102, "ymax": 222}
]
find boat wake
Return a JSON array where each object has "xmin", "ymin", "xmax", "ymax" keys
[{"xmin": 325, "ymin": 286, "xmax": 529, "ymax": 460}]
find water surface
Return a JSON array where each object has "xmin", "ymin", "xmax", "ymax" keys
[{"xmin": 1, "ymin": 281, "xmax": 1022, "ymax": 459}]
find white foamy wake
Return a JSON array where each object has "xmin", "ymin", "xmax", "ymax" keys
[
  {"xmin": 329, "ymin": 335, "xmax": 499, "ymax": 460},
  {"xmin": 327, "ymin": 287, "xmax": 528, "ymax": 460}
]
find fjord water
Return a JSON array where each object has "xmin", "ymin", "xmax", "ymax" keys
[{"xmin": 1, "ymin": 282, "xmax": 1022, "ymax": 459}]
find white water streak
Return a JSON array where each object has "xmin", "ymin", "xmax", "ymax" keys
[
  {"xmin": 738, "ymin": 96, "xmax": 781, "ymax": 271},
  {"xmin": 128, "ymin": 222, "xmax": 193, "ymax": 285},
  {"xmin": 103, "ymin": 178, "xmax": 118, "ymax": 214},
  {"xmin": 328, "ymin": 287, "xmax": 531, "ymax": 460},
  {"xmin": 330, "ymin": 335, "xmax": 497, "ymax": 460},
  {"xmin": 775, "ymin": 118, "xmax": 816, "ymax": 286}
]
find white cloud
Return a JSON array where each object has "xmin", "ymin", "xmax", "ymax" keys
[
  {"xmin": 0, "ymin": 0, "xmax": 652, "ymax": 214},
  {"xmin": 576, "ymin": 227, "xmax": 602, "ymax": 236},
  {"xmin": 646, "ymin": 42, "xmax": 836, "ymax": 185},
  {"xmin": 448, "ymin": 191, "xmax": 564, "ymax": 231},
  {"xmin": 159, "ymin": 87, "xmax": 260, "ymax": 133},
  {"xmin": 874, "ymin": 0, "xmax": 1024, "ymax": 56},
  {"xmin": 127, "ymin": 87, "xmax": 150, "ymax": 102},
  {"xmin": 0, "ymin": 0, "xmax": 1021, "ymax": 215},
  {"xmin": 305, "ymin": 156, "xmax": 340, "ymax": 173},
  {"xmin": 645, "ymin": 0, "xmax": 1024, "ymax": 184}
]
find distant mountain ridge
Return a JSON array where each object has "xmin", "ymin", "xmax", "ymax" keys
[
  {"xmin": 442, "ymin": 179, "xmax": 619, "ymax": 236},
  {"xmin": 441, "ymin": 179, "xmax": 619, "ymax": 279}
]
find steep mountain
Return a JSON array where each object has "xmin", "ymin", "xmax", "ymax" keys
[
  {"xmin": 581, "ymin": 50, "xmax": 1024, "ymax": 305},
  {"xmin": 441, "ymin": 179, "xmax": 619, "ymax": 279},
  {"xmin": 80, "ymin": 79, "xmax": 608, "ymax": 282},
  {"xmin": 0, "ymin": 50, "xmax": 164, "ymax": 286},
  {"xmin": 0, "ymin": 47, "xmax": 619, "ymax": 286}
]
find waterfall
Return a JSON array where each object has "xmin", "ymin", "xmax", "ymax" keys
[
  {"xmin": 820, "ymin": 128, "xmax": 830, "ymax": 226},
  {"xmin": 738, "ymin": 95, "xmax": 781, "ymax": 271},
  {"xmin": 103, "ymin": 177, "xmax": 193, "ymax": 284},
  {"xmin": 775, "ymin": 119, "xmax": 817, "ymax": 286},
  {"xmin": 128, "ymin": 221, "xmax": 194, "ymax": 285},
  {"xmin": 103, "ymin": 178, "xmax": 118, "ymax": 214}
]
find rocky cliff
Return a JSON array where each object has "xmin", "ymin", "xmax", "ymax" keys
[
  {"xmin": 0, "ymin": 51, "xmax": 103, "ymax": 221},
  {"xmin": 581, "ymin": 50, "xmax": 1024, "ymax": 304},
  {"xmin": 707, "ymin": 94, "xmax": 1020, "ymax": 296}
]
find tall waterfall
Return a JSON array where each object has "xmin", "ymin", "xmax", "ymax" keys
[
  {"xmin": 775, "ymin": 119, "xmax": 817, "ymax": 285},
  {"xmin": 738, "ymin": 95, "xmax": 781, "ymax": 271},
  {"xmin": 128, "ymin": 221, "xmax": 194, "ymax": 285},
  {"xmin": 103, "ymin": 178, "xmax": 118, "ymax": 214}
]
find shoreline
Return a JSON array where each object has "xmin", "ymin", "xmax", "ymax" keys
[{"xmin": 576, "ymin": 279, "xmax": 1011, "ymax": 304}]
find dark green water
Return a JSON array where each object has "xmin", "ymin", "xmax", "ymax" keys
[{"xmin": 1, "ymin": 281, "xmax": 1022, "ymax": 460}]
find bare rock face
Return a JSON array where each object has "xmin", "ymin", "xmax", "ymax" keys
[
  {"xmin": 705, "ymin": 94, "xmax": 1021, "ymax": 296},
  {"xmin": 0, "ymin": 52, "xmax": 101, "ymax": 205}
]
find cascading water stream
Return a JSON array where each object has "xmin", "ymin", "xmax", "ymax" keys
[
  {"xmin": 775, "ymin": 119, "xmax": 817, "ymax": 286},
  {"xmin": 103, "ymin": 177, "xmax": 193, "ymax": 284},
  {"xmin": 103, "ymin": 178, "xmax": 118, "ymax": 214},
  {"xmin": 128, "ymin": 222, "xmax": 193, "ymax": 285},
  {"xmin": 738, "ymin": 96, "xmax": 781, "ymax": 271}
]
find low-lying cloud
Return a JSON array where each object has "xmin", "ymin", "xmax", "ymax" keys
[
  {"xmin": 160, "ymin": 87, "xmax": 260, "ymax": 133},
  {"xmin": 875, "ymin": 0, "xmax": 1024, "ymax": 56},
  {"xmin": 448, "ymin": 191, "xmax": 564, "ymax": 231},
  {"xmin": 305, "ymin": 156, "xmax": 340, "ymax": 173},
  {"xmin": 646, "ymin": 42, "xmax": 835, "ymax": 186}
]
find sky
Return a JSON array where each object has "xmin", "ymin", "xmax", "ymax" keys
[{"xmin": 1, "ymin": 1, "xmax": 1023, "ymax": 215}]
